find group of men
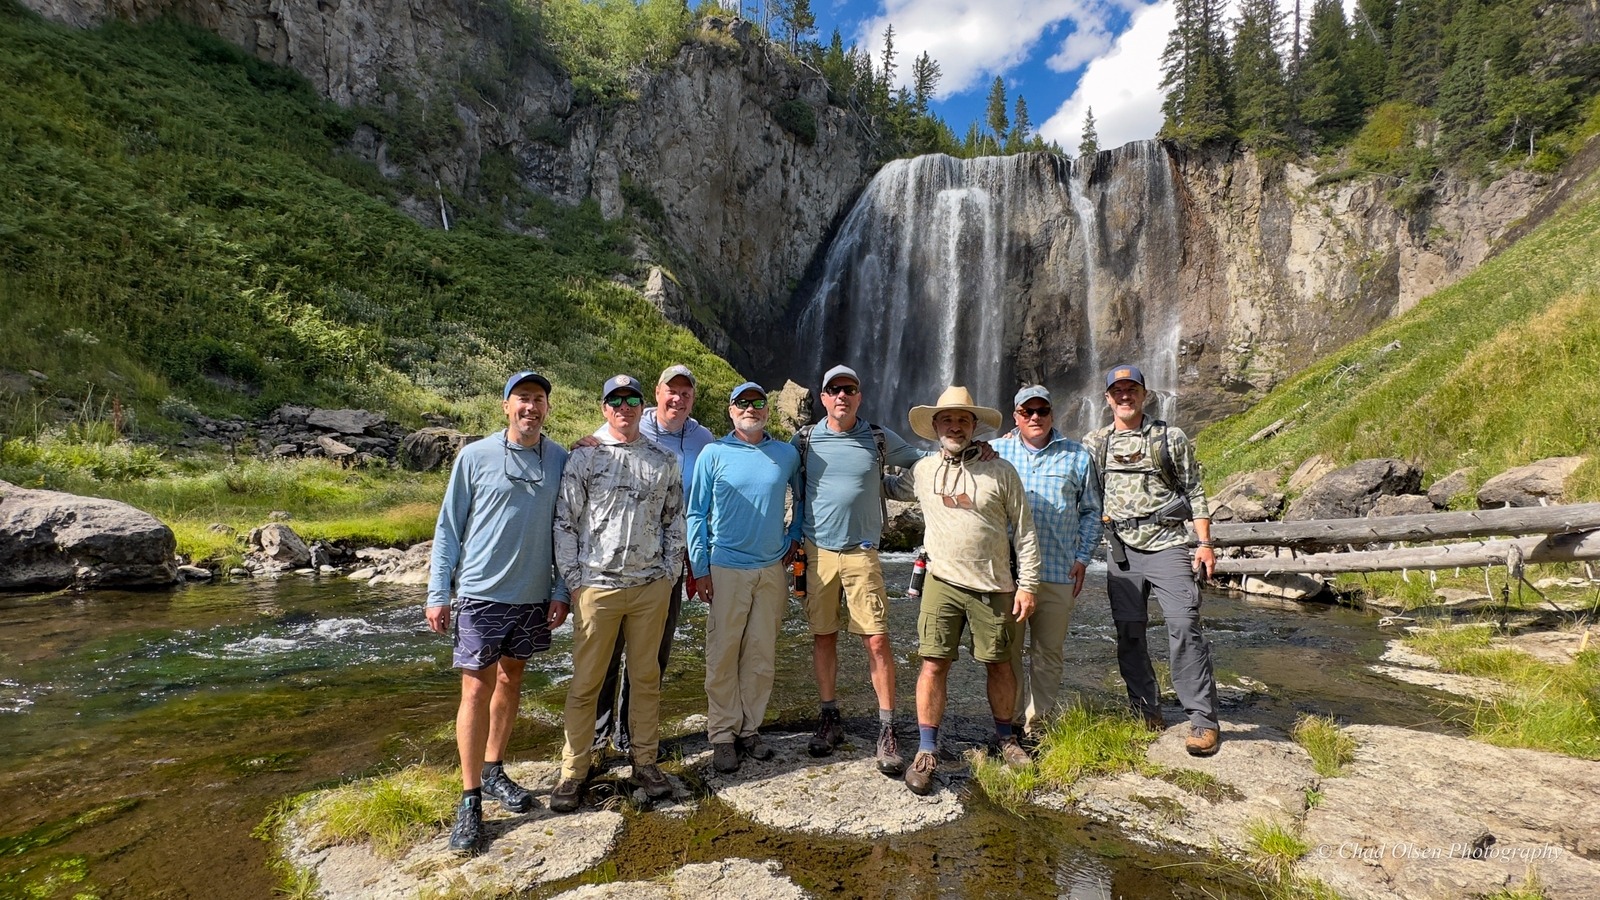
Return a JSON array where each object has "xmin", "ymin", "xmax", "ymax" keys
[{"xmin": 426, "ymin": 361, "xmax": 1221, "ymax": 852}]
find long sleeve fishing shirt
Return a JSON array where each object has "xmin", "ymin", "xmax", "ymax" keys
[
  {"xmin": 686, "ymin": 432, "xmax": 802, "ymax": 578},
  {"xmin": 555, "ymin": 431, "xmax": 685, "ymax": 591},
  {"xmin": 994, "ymin": 429, "xmax": 1104, "ymax": 583},
  {"xmin": 885, "ymin": 450, "xmax": 1041, "ymax": 594}
]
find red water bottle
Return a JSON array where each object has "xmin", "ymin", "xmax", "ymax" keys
[{"xmin": 907, "ymin": 552, "xmax": 928, "ymax": 599}]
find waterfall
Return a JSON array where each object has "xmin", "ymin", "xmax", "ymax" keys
[{"xmin": 794, "ymin": 142, "xmax": 1186, "ymax": 442}]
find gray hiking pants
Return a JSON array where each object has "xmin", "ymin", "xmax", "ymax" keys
[{"xmin": 1106, "ymin": 544, "xmax": 1220, "ymax": 730}]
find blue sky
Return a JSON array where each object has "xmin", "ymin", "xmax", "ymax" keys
[{"xmin": 804, "ymin": 0, "xmax": 1180, "ymax": 152}]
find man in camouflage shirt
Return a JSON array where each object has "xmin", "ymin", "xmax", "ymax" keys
[
  {"xmin": 551, "ymin": 375, "xmax": 686, "ymax": 810},
  {"xmin": 1082, "ymin": 365, "xmax": 1222, "ymax": 757}
]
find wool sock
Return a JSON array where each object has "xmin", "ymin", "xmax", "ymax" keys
[
  {"xmin": 879, "ymin": 708, "xmax": 894, "ymax": 726},
  {"xmin": 995, "ymin": 719, "xmax": 1014, "ymax": 740},
  {"xmin": 821, "ymin": 699, "xmax": 839, "ymax": 714},
  {"xmin": 919, "ymin": 725, "xmax": 938, "ymax": 754}
]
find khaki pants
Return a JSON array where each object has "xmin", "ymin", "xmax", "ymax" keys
[
  {"xmin": 1009, "ymin": 581, "xmax": 1078, "ymax": 732},
  {"xmin": 704, "ymin": 563, "xmax": 787, "ymax": 744},
  {"xmin": 561, "ymin": 579, "xmax": 673, "ymax": 779}
]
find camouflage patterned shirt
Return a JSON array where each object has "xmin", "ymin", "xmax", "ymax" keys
[
  {"xmin": 1082, "ymin": 417, "xmax": 1210, "ymax": 552},
  {"xmin": 555, "ymin": 434, "xmax": 685, "ymax": 591}
]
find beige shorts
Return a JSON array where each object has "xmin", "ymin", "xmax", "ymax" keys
[{"xmin": 803, "ymin": 541, "xmax": 889, "ymax": 636}]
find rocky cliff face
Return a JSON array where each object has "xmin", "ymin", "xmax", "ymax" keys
[
  {"xmin": 23, "ymin": 0, "xmax": 876, "ymax": 358},
  {"xmin": 787, "ymin": 142, "xmax": 1546, "ymax": 434}
]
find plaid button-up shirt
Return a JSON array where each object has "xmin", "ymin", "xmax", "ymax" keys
[{"xmin": 994, "ymin": 429, "xmax": 1104, "ymax": 583}]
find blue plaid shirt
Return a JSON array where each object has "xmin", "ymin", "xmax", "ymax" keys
[{"xmin": 994, "ymin": 429, "xmax": 1103, "ymax": 583}]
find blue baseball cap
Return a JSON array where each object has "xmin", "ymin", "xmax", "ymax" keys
[
  {"xmin": 601, "ymin": 374, "xmax": 645, "ymax": 400},
  {"xmin": 728, "ymin": 381, "xmax": 767, "ymax": 402},
  {"xmin": 504, "ymin": 370, "xmax": 552, "ymax": 399},
  {"xmin": 1105, "ymin": 365, "xmax": 1146, "ymax": 388}
]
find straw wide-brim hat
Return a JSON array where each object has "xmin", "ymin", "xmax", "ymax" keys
[{"xmin": 909, "ymin": 386, "xmax": 1003, "ymax": 441}]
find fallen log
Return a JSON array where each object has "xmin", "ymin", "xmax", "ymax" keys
[
  {"xmin": 1210, "ymin": 502, "xmax": 1600, "ymax": 549},
  {"xmin": 1214, "ymin": 530, "xmax": 1600, "ymax": 575}
]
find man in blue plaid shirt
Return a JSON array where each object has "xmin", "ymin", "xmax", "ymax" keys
[{"xmin": 994, "ymin": 385, "xmax": 1103, "ymax": 740}]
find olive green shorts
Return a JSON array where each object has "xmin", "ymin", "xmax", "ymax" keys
[{"xmin": 917, "ymin": 574, "xmax": 1014, "ymax": 663}]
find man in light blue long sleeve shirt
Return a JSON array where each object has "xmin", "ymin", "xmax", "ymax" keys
[
  {"xmin": 426, "ymin": 370, "xmax": 569, "ymax": 854},
  {"xmin": 687, "ymin": 382, "xmax": 801, "ymax": 772}
]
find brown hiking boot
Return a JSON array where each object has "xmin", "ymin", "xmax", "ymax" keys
[
  {"xmin": 633, "ymin": 761, "xmax": 673, "ymax": 799},
  {"xmin": 904, "ymin": 750, "xmax": 938, "ymax": 795},
  {"xmin": 711, "ymin": 741, "xmax": 740, "ymax": 773},
  {"xmin": 1143, "ymin": 710, "xmax": 1167, "ymax": 731},
  {"xmin": 549, "ymin": 777, "xmax": 583, "ymax": 813},
  {"xmin": 875, "ymin": 723, "xmax": 905, "ymax": 776},
  {"xmin": 737, "ymin": 733, "xmax": 774, "ymax": 761},
  {"xmin": 807, "ymin": 708, "xmax": 844, "ymax": 757},
  {"xmin": 1185, "ymin": 725, "xmax": 1221, "ymax": 757},
  {"xmin": 996, "ymin": 735, "xmax": 1031, "ymax": 768}
]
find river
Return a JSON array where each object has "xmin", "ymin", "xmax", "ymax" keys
[{"xmin": 0, "ymin": 559, "xmax": 1444, "ymax": 898}]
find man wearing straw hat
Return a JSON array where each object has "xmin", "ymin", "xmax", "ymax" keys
[{"xmin": 885, "ymin": 386, "xmax": 1042, "ymax": 795}]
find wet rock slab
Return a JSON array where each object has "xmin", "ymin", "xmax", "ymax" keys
[
  {"xmin": 286, "ymin": 762, "xmax": 622, "ymax": 900},
  {"xmin": 705, "ymin": 733, "xmax": 964, "ymax": 836},
  {"xmin": 549, "ymin": 858, "xmax": 809, "ymax": 900}
]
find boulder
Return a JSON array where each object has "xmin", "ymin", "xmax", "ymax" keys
[
  {"xmin": 0, "ymin": 480, "xmax": 178, "ymax": 590},
  {"xmin": 315, "ymin": 435, "xmax": 358, "ymax": 461},
  {"xmin": 1475, "ymin": 456, "xmax": 1587, "ymax": 508},
  {"xmin": 1210, "ymin": 469, "xmax": 1285, "ymax": 522},
  {"xmin": 1286, "ymin": 454, "xmax": 1338, "ymax": 493},
  {"xmin": 1285, "ymin": 459, "xmax": 1423, "ymax": 521},
  {"xmin": 370, "ymin": 541, "xmax": 432, "ymax": 585},
  {"xmin": 398, "ymin": 428, "xmax": 479, "ymax": 472},
  {"xmin": 879, "ymin": 499, "xmax": 924, "ymax": 552},
  {"xmin": 305, "ymin": 408, "xmax": 386, "ymax": 434},
  {"xmin": 768, "ymin": 380, "xmax": 812, "ymax": 436},
  {"xmin": 247, "ymin": 523, "xmax": 312, "ymax": 568},
  {"xmin": 1426, "ymin": 468, "xmax": 1472, "ymax": 508},
  {"xmin": 1237, "ymin": 572, "xmax": 1329, "ymax": 601},
  {"xmin": 1366, "ymin": 494, "xmax": 1435, "ymax": 517}
]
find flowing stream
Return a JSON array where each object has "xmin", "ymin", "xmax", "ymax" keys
[{"xmin": 0, "ymin": 565, "xmax": 1448, "ymax": 898}]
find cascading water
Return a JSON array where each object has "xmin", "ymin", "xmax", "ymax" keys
[{"xmin": 795, "ymin": 142, "xmax": 1188, "ymax": 440}]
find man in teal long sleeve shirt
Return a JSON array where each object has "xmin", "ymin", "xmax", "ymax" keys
[
  {"xmin": 687, "ymin": 382, "xmax": 801, "ymax": 773},
  {"xmin": 426, "ymin": 370, "xmax": 569, "ymax": 854}
]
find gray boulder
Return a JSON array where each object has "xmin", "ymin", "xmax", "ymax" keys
[
  {"xmin": 1285, "ymin": 459, "xmax": 1423, "ymax": 521},
  {"xmin": 0, "ymin": 480, "xmax": 177, "ymax": 590},
  {"xmin": 1366, "ymin": 494, "xmax": 1435, "ymax": 517},
  {"xmin": 879, "ymin": 500, "xmax": 924, "ymax": 552},
  {"xmin": 315, "ymin": 435, "xmax": 358, "ymax": 461},
  {"xmin": 398, "ymin": 428, "xmax": 479, "ymax": 472},
  {"xmin": 1426, "ymin": 467, "xmax": 1472, "ymax": 508},
  {"xmin": 1210, "ymin": 469, "xmax": 1285, "ymax": 522},
  {"xmin": 305, "ymin": 408, "xmax": 386, "ymax": 435},
  {"xmin": 247, "ymin": 523, "xmax": 312, "ymax": 568},
  {"xmin": 1286, "ymin": 454, "xmax": 1338, "ymax": 493},
  {"xmin": 1476, "ymin": 456, "xmax": 1587, "ymax": 508},
  {"xmin": 768, "ymin": 380, "xmax": 812, "ymax": 436}
]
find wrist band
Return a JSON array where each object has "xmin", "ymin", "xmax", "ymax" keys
[{"xmin": 1196, "ymin": 540, "xmax": 1214, "ymax": 548}]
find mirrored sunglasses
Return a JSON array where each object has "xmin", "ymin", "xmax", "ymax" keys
[
  {"xmin": 604, "ymin": 395, "xmax": 644, "ymax": 408},
  {"xmin": 731, "ymin": 398, "xmax": 767, "ymax": 410}
]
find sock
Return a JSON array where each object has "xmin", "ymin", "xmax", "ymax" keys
[
  {"xmin": 482, "ymin": 761, "xmax": 503, "ymax": 779},
  {"xmin": 919, "ymin": 725, "xmax": 938, "ymax": 754},
  {"xmin": 879, "ymin": 708, "xmax": 894, "ymax": 726},
  {"xmin": 821, "ymin": 699, "xmax": 839, "ymax": 714},
  {"xmin": 463, "ymin": 787, "xmax": 482, "ymax": 803},
  {"xmin": 995, "ymin": 719, "xmax": 1014, "ymax": 740}
]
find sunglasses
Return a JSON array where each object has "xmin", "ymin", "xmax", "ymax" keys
[
  {"xmin": 732, "ymin": 398, "xmax": 768, "ymax": 410},
  {"xmin": 503, "ymin": 440, "xmax": 544, "ymax": 486},
  {"xmin": 1113, "ymin": 451, "xmax": 1145, "ymax": 464},
  {"xmin": 604, "ymin": 395, "xmax": 644, "ymax": 408},
  {"xmin": 822, "ymin": 384, "xmax": 860, "ymax": 396},
  {"xmin": 1017, "ymin": 405, "xmax": 1052, "ymax": 419}
]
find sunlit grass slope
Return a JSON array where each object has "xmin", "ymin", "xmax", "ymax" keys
[
  {"xmin": 0, "ymin": 2, "xmax": 741, "ymax": 441},
  {"xmin": 1197, "ymin": 153, "xmax": 1600, "ymax": 500}
]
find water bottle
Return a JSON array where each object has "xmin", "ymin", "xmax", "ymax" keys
[
  {"xmin": 791, "ymin": 549, "xmax": 807, "ymax": 599},
  {"xmin": 907, "ymin": 552, "xmax": 928, "ymax": 599}
]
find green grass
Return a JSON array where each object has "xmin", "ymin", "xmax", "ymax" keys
[
  {"xmin": 0, "ymin": 4, "xmax": 744, "ymax": 444},
  {"xmin": 1033, "ymin": 703, "xmax": 1162, "ymax": 788},
  {"xmin": 295, "ymin": 765, "xmax": 459, "ymax": 859},
  {"xmin": 1480, "ymin": 872, "xmax": 1549, "ymax": 900},
  {"xmin": 1195, "ymin": 149, "xmax": 1600, "ymax": 497},
  {"xmin": 1403, "ymin": 626, "xmax": 1600, "ymax": 758},
  {"xmin": 1245, "ymin": 818, "xmax": 1309, "ymax": 882},
  {"xmin": 1290, "ymin": 715, "xmax": 1358, "ymax": 778},
  {"xmin": 967, "ymin": 748, "xmax": 1042, "ymax": 815}
]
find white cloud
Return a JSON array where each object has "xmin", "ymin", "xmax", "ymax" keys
[
  {"xmin": 1039, "ymin": 0, "xmax": 1175, "ymax": 151},
  {"xmin": 1046, "ymin": 22, "xmax": 1112, "ymax": 72},
  {"xmin": 854, "ymin": 0, "xmax": 1108, "ymax": 98}
]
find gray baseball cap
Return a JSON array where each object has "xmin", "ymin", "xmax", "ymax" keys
[
  {"xmin": 1013, "ymin": 385, "xmax": 1051, "ymax": 408},
  {"xmin": 601, "ymin": 374, "xmax": 645, "ymax": 399},
  {"xmin": 821, "ymin": 365, "xmax": 860, "ymax": 389}
]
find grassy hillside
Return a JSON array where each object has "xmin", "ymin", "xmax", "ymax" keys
[
  {"xmin": 0, "ymin": 2, "xmax": 742, "ymax": 445},
  {"xmin": 1196, "ymin": 149, "xmax": 1600, "ymax": 502}
]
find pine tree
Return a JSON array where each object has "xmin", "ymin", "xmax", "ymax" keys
[
  {"xmin": 986, "ymin": 76, "xmax": 1009, "ymax": 150},
  {"xmin": 911, "ymin": 51, "xmax": 940, "ymax": 117},
  {"xmin": 1434, "ymin": 0, "xmax": 1491, "ymax": 162},
  {"xmin": 776, "ymin": 0, "xmax": 816, "ymax": 52},
  {"xmin": 1296, "ymin": 0, "xmax": 1361, "ymax": 143},
  {"xmin": 1007, "ymin": 95, "xmax": 1033, "ymax": 153},
  {"xmin": 1079, "ymin": 106, "xmax": 1100, "ymax": 157},
  {"xmin": 1347, "ymin": 0, "xmax": 1397, "ymax": 107},
  {"xmin": 1230, "ymin": 0, "xmax": 1292, "ymax": 148},
  {"xmin": 1159, "ymin": 0, "xmax": 1233, "ymax": 146},
  {"xmin": 1386, "ymin": 0, "xmax": 1447, "ymax": 106}
]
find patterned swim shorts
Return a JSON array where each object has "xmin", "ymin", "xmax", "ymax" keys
[{"xmin": 452, "ymin": 597, "xmax": 551, "ymax": 670}]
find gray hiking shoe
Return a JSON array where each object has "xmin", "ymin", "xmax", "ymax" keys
[
  {"xmin": 737, "ymin": 733, "xmax": 773, "ymax": 761},
  {"xmin": 712, "ymin": 741, "xmax": 740, "ymax": 773},
  {"xmin": 875, "ymin": 723, "xmax": 905, "ymax": 776},
  {"xmin": 550, "ymin": 777, "xmax": 583, "ymax": 814},
  {"xmin": 807, "ymin": 708, "xmax": 845, "ymax": 757}
]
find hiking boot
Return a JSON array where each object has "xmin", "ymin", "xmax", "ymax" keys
[
  {"xmin": 448, "ymin": 795, "xmax": 483, "ymax": 854},
  {"xmin": 996, "ymin": 735, "xmax": 1031, "ymax": 768},
  {"xmin": 712, "ymin": 741, "xmax": 740, "ymax": 773},
  {"xmin": 481, "ymin": 767, "xmax": 535, "ymax": 813},
  {"xmin": 633, "ymin": 762, "xmax": 673, "ymax": 799},
  {"xmin": 737, "ymin": 733, "xmax": 774, "ymax": 761},
  {"xmin": 875, "ymin": 723, "xmax": 905, "ymax": 776},
  {"xmin": 1186, "ymin": 725, "xmax": 1221, "ymax": 757},
  {"xmin": 904, "ymin": 750, "xmax": 938, "ymax": 796},
  {"xmin": 549, "ymin": 777, "xmax": 583, "ymax": 814},
  {"xmin": 1142, "ymin": 709, "xmax": 1167, "ymax": 731},
  {"xmin": 807, "ymin": 708, "xmax": 844, "ymax": 757}
]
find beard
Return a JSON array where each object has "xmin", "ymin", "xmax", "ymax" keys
[{"xmin": 939, "ymin": 435, "xmax": 970, "ymax": 455}]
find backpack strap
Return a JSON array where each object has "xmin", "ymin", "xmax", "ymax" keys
[
  {"xmin": 1095, "ymin": 419, "xmax": 1183, "ymax": 494},
  {"xmin": 795, "ymin": 422, "xmax": 890, "ymax": 534}
]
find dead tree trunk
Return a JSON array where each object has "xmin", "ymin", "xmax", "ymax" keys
[
  {"xmin": 1214, "ymin": 530, "xmax": 1600, "ymax": 575},
  {"xmin": 1210, "ymin": 503, "xmax": 1600, "ymax": 549}
]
